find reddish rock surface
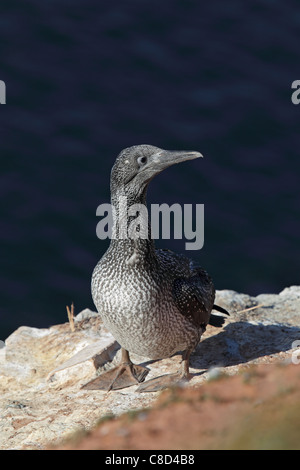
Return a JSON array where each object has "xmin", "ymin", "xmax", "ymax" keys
[{"xmin": 55, "ymin": 362, "xmax": 300, "ymax": 450}]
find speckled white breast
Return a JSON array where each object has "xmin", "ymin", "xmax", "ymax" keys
[{"xmin": 91, "ymin": 251, "xmax": 200, "ymax": 359}]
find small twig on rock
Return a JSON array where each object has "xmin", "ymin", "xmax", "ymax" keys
[
  {"xmin": 236, "ymin": 304, "xmax": 264, "ymax": 314},
  {"xmin": 66, "ymin": 302, "xmax": 75, "ymax": 332}
]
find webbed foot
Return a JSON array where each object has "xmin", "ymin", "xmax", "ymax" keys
[
  {"xmin": 136, "ymin": 372, "xmax": 190, "ymax": 393},
  {"xmin": 136, "ymin": 348, "xmax": 193, "ymax": 393},
  {"xmin": 81, "ymin": 349, "xmax": 149, "ymax": 391}
]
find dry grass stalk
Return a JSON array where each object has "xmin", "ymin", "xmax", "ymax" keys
[
  {"xmin": 236, "ymin": 304, "xmax": 264, "ymax": 314},
  {"xmin": 66, "ymin": 302, "xmax": 75, "ymax": 332}
]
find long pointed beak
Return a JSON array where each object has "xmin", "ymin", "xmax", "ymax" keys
[{"xmin": 151, "ymin": 149, "xmax": 203, "ymax": 171}]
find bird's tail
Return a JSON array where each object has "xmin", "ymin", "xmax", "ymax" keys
[
  {"xmin": 208, "ymin": 304, "xmax": 230, "ymax": 328},
  {"xmin": 212, "ymin": 304, "xmax": 230, "ymax": 315}
]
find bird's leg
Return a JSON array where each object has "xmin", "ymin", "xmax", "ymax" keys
[
  {"xmin": 81, "ymin": 348, "xmax": 149, "ymax": 391},
  {"xmin": 180, "ymin": 349, "xmax": 193, "ymax": 381},
  {"xmin": 136, "ymin": 348, "xmax": 193, "ymax": 393}
]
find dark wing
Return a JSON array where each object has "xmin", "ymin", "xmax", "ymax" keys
[
  {"xmin": 157, "ymin": 249, "xmax": 229, "ymax": 329},
  {"xmin": 172, "ymin": 268, "xmax": 215, "ymax": 329}
]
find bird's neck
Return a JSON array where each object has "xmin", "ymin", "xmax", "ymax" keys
[{"xmin": 109, "ymin": 189, "xmax": 157, "ymax": 263}]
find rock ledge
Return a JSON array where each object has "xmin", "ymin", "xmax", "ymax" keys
[{"xmin": 0, "ymin": 287, "xmax": 299, "ymax": 449}]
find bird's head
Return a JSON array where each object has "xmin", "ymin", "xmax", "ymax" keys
[{"xmin": 110, "ymin": 144, "xmax": 203, "ymax": 201}]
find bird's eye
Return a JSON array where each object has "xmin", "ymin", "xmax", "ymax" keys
[{"xmin": 137, "ymin": 156, "xmax": 147, "ymax": 166}]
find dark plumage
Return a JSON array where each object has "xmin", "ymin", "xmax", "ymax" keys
[{"xmin": 83, "ymin": 145, "xmax": 229, "ymax": 392}]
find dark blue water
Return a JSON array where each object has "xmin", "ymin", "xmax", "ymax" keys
[{"xmin": 1, "ymin": 0, "xmax": 300, "ymax": 339}]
